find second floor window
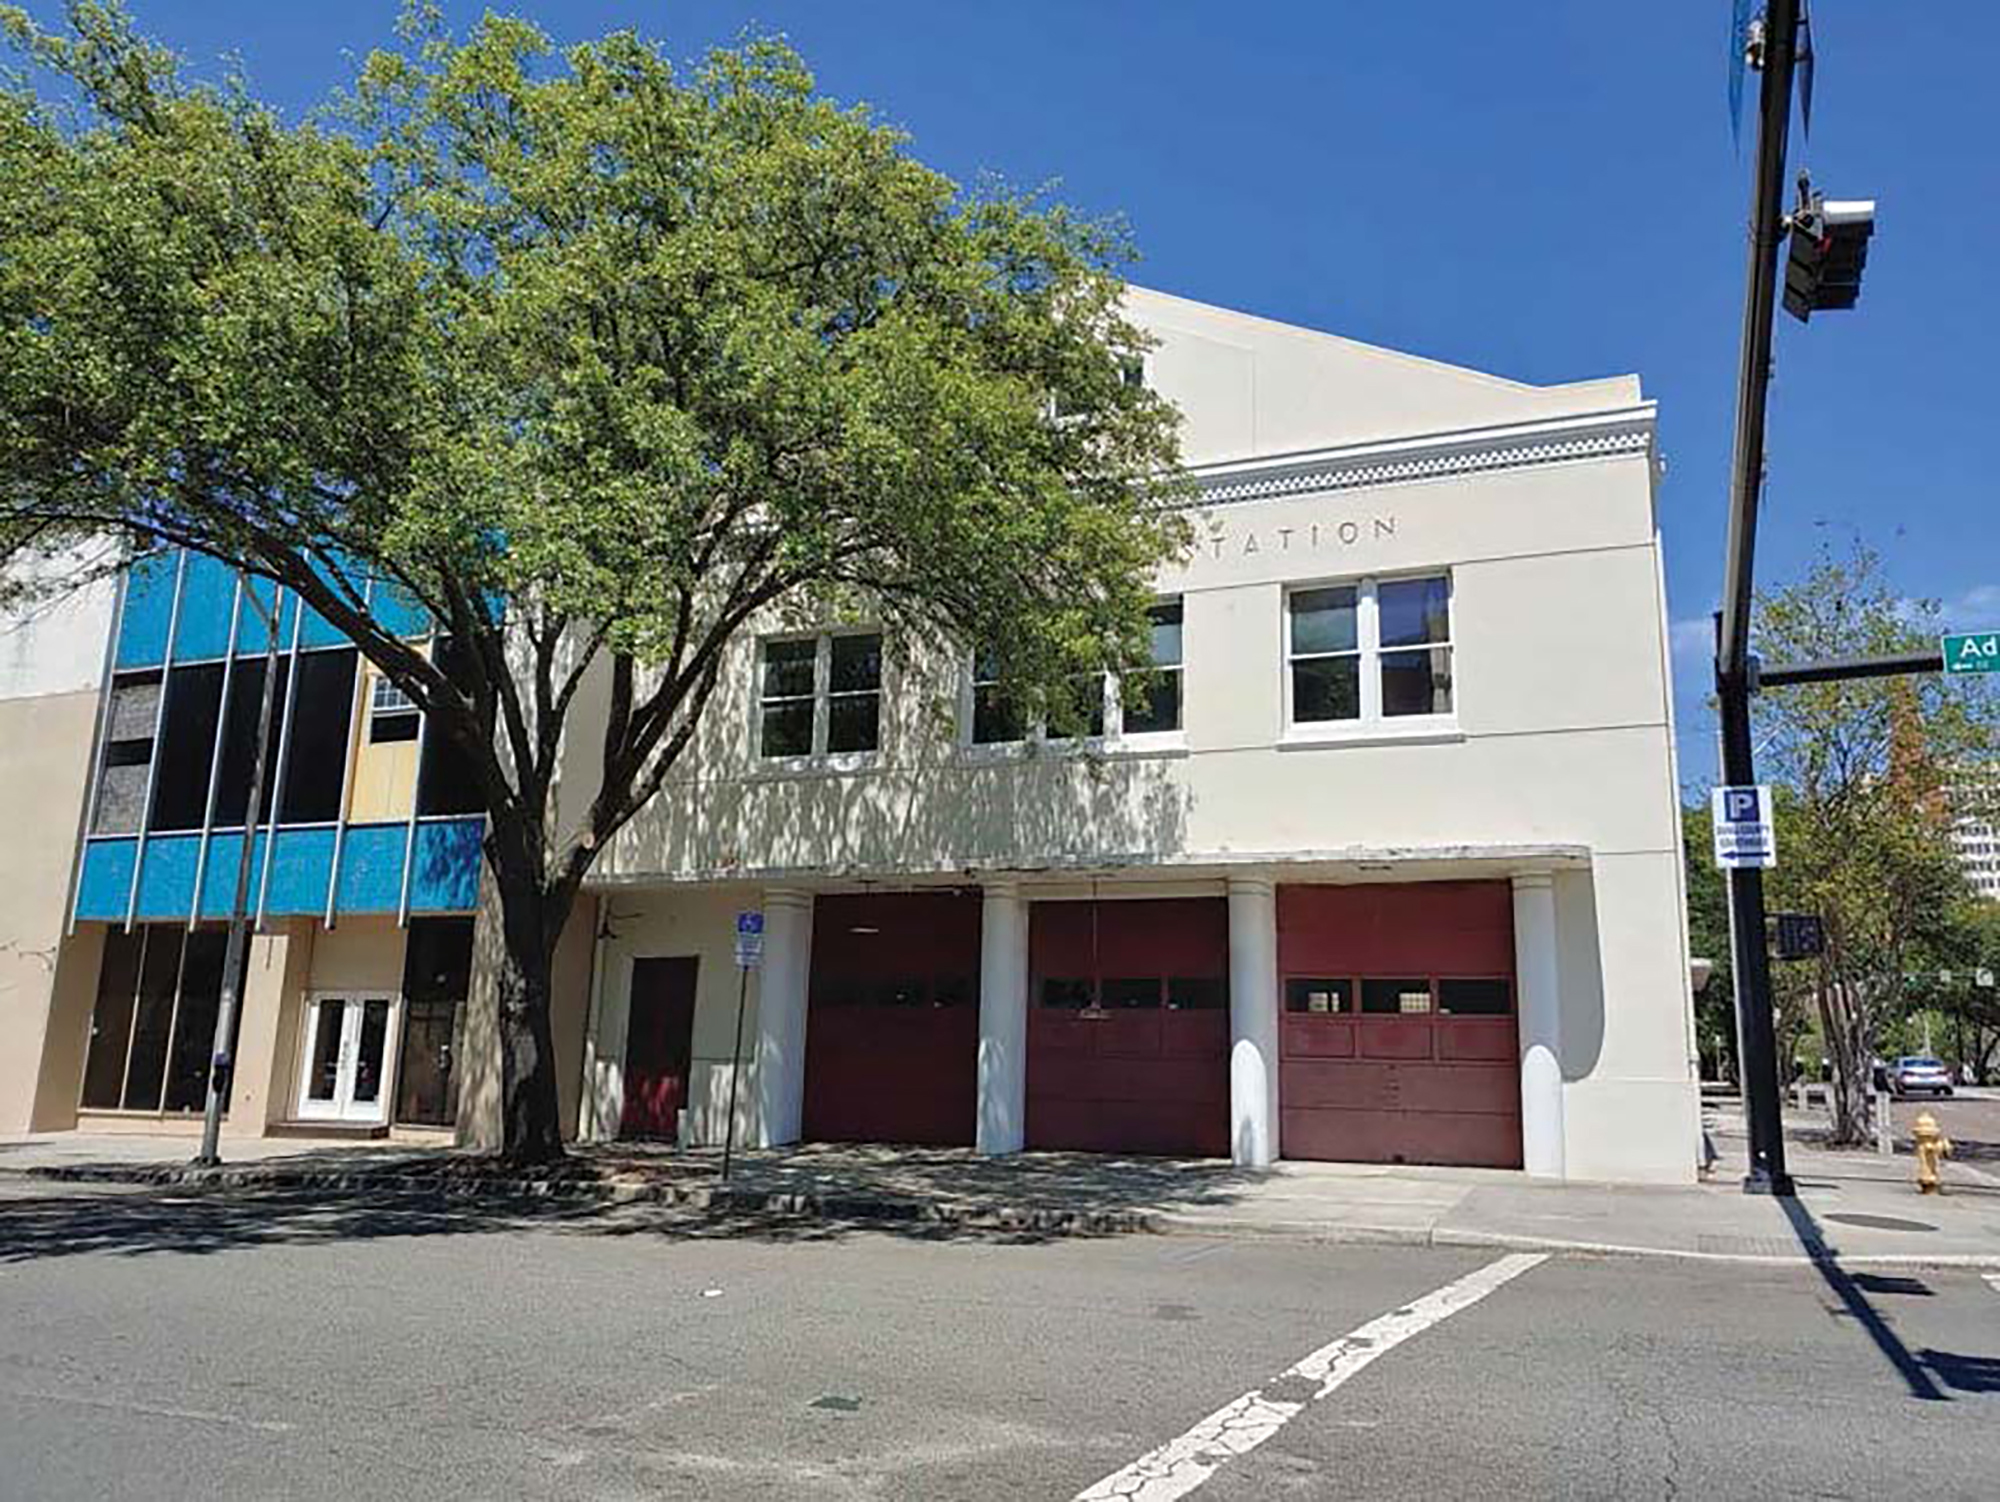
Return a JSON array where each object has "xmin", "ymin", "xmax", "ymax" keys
[
  {"xmin": 972, "ymin": 598, "xmax": 1184, "ymax": 747},
  {"xmin": 1288, "ymin": 574, "xmax": 1453, "ymax": 728},
  {"xmin": 1126, "ymin": 600, "xmax": 1183, "ymax": 735},
  {"xmin": 368, "ymin": 673, "xmax": 421, "ymax": 744},
  {"xmin": 759, "ymin": 632, "xmax": 883, "ymax": 759}
]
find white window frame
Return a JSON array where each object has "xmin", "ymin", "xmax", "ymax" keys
[
  {"xmin": 370, "ymin": 674, "xmax": 418, "ymax": 718},
  {"xmin": 960, "ymin": 596, "xmax": 1186, "ymax": 756},
  {"xmin": 1283, "ymin": 572, "xmax": 1456, "ymax": 742},
  {"xmin": 754, "ymin": 630, "xmax": 884, "ymax": 768}
]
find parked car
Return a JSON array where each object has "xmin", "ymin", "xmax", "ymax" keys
[{"xmin": 1888, "ymin": 1057, "xmax": 1955, "ymax": 1098}]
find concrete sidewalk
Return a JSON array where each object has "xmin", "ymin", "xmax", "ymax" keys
[{"xmin": 5, "ymin": 1111, "xmax": 1999, "ymax": 1267}]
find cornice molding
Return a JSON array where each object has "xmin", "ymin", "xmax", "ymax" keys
[{"xmin": 1186, "ymin": 405, "xmax": 1657, "ymax": 508}]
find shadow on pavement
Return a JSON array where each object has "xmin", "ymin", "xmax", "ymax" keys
[
  {"xmin": 0, "ymin": 1180, "xmax": 1127, "ymax": 1264},
  {"xmin": 1778, "ymin": 1195, "xmax": 1965, "ymax": 1403}
]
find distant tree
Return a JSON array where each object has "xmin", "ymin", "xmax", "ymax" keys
[
  {"xmin": 1753, "ymin": 546, "xmax": 1998, "ymax": 1143},
  {"xmin": 1681, "ymin": 802, "xmax": 1737, "ymax": 1081},
  {"xmin": 0, "ymin": 4, "xmax": 1186, "ymax": 1159}
]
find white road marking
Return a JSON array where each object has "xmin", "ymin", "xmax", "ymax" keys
[
  {"xmin": 1075, "ymin": 1252, "xmax": 1547, "ymax": 1502},
  {"xmin": 4, "ymin": 1387, "xmax": 293, "ymax": 1433},
  {"xmin": 1985, "ymin": 1273, "xmax": 2000, "ymax": 1297}
]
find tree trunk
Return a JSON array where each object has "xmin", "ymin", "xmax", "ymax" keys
[
  {"xmin": 493, "ymin": 936, "xmax": 566, "ymax": 1164},
  {"xmin": 471, "ymin": 847, "xmax": 578, "ymax": 1166},
  {"xmin": 1823, "ymin": 980, "xmax": 1873, "ymax": 1147}
]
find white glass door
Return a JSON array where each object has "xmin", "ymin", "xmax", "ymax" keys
[{"xmin": 297, "ymin": 994, "xmax": 399, "ymax": 1123}]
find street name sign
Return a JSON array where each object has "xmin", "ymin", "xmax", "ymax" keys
[
  {"xmin": 1712, "ymin": 785, "xmax": 1777, "ymax": 870},
  {"xmin": 1942, "ymin": 631, "xmax": 1999, "ymax": 674},
  {"xmin": 734, "ymin": 910, "xmax": 764, "ymax": 969}
]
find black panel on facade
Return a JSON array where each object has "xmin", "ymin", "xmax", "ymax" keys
[
  {"xmin": 163, "ymin": 928, "xmax": 229, "ymax": 1112},
  {"xmin": 397, "ymin": 916, "xmax": 475, "ymax": 1127},
  {"xmin": 213, "ymin": 658, "xmax": 289, "ymax": 827},
  {"xmin": 148, "ymin": 662, "xmax": 225, "ymax": 832},
  {"xmin": 79, "ymin": 927, "xmax": 145, "ymax": 1109},
  {"xmin": 417, "ymin": 637, "xmax": 487, "ymax": 817},
  {"xmin": 121, "ymin": 927, "xmax": 185, "ymax": 1112},
  {"xmin": 278, "ymin": 649, "xmax": 357, "ymax": 824}
]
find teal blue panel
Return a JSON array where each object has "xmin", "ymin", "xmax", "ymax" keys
[
  {"xmin": 171, "ymin": 554, "xmax": 238, "ymax": 662},
  {"xmin": 198, "ymin": 831, "xmax": 270, "ymax": 919},
  {"xmin": 335, "ymin": 823, "xmax": 407, "ymax": 914},
  {"xmin": 370, "ymin": 578, "xmax": 430, "ymax": 640},
  {"xmin": 75, "ymin": 839, "xmax": 139, "ymax": 920},
  {"xmin": 115, "ymin": 552, "xmax": 179, "ymax": 669},
  {"xmin": 298, "ymin": 552, "xmax": 368, "ymax": 649},
  {"xmin": 235, "ymin": 579, "xmax": 295, "ymax": 655},
  {"xmin": 262, "ymin": 827, "xmax": 336, "ymax": 915},
  {"xmin": 408, "ymin": 818, "xmax": 483, "ymax": 912},
  {"xmin": 133, "ymin": 833, "xmax": 202, "ymax": 919},
  {"xmin": 296, "ymin": 598, "xmax": 347, "ymax": 650}
]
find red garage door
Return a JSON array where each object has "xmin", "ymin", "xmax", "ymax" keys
[
  {"xmin": 1027, "ymin": 898, "xmax": 1230, "ymax": 1157},
  {"xmin": 803, "ymin": 892, "xmax": 980, "ymax": 1147},
  {"xmin": 1279, "ymin": 882, "xmax": 1522, "ymax": 1169}
]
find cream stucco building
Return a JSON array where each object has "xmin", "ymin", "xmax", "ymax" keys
[{"xmin": 562, "ymin": 288, "xmax": 1700, "ymax": 1184}]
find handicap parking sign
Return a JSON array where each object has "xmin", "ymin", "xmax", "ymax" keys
[{"xmin": 734, "ymin": 910, "xmax": 764, "ymax": 968}]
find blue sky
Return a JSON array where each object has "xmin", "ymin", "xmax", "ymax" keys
[{"xmin": 50, "ymin": 3, "xmax": 1998, "ymax": 791}]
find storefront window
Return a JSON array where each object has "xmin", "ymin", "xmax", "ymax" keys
[
  {"xmin": 78, "ymin": 925, "xmax": 244, "ymax": 1114},
  {"xmin": 395, "ymin": 916, "xmax": 473, "ymax": 1127}
]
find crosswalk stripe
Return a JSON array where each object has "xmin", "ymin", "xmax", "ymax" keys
[{"xmin": 1074, "ymin": 1252, "xmax": 1548, "ymax": 1502}]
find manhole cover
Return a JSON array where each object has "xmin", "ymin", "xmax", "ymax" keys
[{"xmin": 1823, "ymin": 1213, "xmax": 1937, "ymax": 1233}]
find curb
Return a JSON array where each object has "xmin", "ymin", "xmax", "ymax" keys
[{"xmin": 13, "ymin": 1163, "xmax": 2000, "ymax": 1271}]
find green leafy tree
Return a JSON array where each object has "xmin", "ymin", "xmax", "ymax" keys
[
  {"xmin": 1753, "ymin": 546, "xmax": 1997, "ymax": 1143},
  {"xmin": 0, "ymin": 4, "xmax": 1186, "ymax": 1159},
  {"xmin": 1681, "ymin": 801, "xmax": 1737, "ymax": 1080}
]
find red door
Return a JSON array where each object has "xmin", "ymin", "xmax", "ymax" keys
[
  {"xmin": 621, "ymin": 956, "xmax": 698, "ymax": 1141},
  {"xmin": 803, "ymin": 893, "xmax": 981, "ymax": 1146},
  {"xmin": 1026, "ymin": 898, "xmax": 1230, "ymax": 1158},
  {"xmin": 1277, "ymin": 883, "xmax": 1522, "ymax": 1169}
]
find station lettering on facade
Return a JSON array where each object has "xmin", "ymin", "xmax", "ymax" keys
[{"xmin": 1200, "ymin": 512, "xmax": 1398, "ymax": 560}]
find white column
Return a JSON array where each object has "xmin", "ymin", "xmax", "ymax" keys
[
  {"xmin": 976, "ymin": 878, "xmax": 1030, "ymax": 1155},
  {"xmin": 1512, "ymin": 872, "xmax": 1566, "ymax": 1179},
  {"xmin": 754, "ymin": 887, "xmax": 813, "ymax": 1148},
  {"xmin": 1227, "ymin": 875, "xmax": 1280, "ymax": 1167}
]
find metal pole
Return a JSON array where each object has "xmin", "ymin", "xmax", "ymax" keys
[
  {"xmin": 194, "ymin": 588, "xmax": 282, "ymax": 1166},
  {"xmin": 1714, "ymin": 0, "xmax": 1801, "ymax": 1198},
  {"xmin": 1718, "ymin": 645, "xmax": 1793, "ymax": 1195},
  {"xmin": 720, "ymin": 964, "xmax": 749, "ymax": 1182}
]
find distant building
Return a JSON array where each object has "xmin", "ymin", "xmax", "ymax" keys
[{"xmin": 1950, "ymin": 769, "xmax": 2000, "ymax": 901}]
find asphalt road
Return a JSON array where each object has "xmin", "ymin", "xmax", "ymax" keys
[{"xmin": 2, "ymin": 1177, "xmax": 1998, "ymax": 1500}]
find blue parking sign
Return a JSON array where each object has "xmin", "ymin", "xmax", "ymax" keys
[
  {"xmin": 1711, "ymin": 785, "xmax": 1776, "ymax": 870},
  {"xmin": 734, "ymin": 910, "xmax": 764, "ymax": 968}
]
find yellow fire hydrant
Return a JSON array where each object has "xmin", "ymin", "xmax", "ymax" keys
[{"xmin": 1912, "ymin": 1111, "xmax": 1953, "ymax": 1195}]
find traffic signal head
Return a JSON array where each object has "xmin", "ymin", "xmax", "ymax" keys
[{"xmin": 1783, "ymin": 196, "xmax": 1876, "ymax": 323}]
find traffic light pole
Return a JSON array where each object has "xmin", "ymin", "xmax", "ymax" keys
[
  {"xmin": 1716, "ymin": 0, "xmax": 1800, "ymax": 1197},
  {"xmin": 1717, "ymin": 628, "xmax": 1794, "ymax": 1196}
]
